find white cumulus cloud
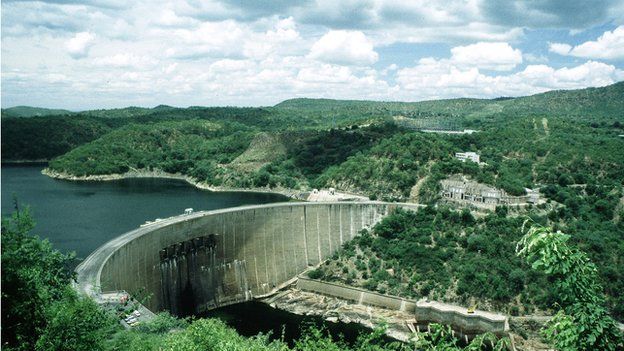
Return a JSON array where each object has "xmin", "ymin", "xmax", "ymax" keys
[
  {"xmin": 396, "ymin": 59, "xmax": 624, "ymax": 100},
  {"xmin": 548, "ymin": 42, "xmax": 572, "ymax": 55},
  {"xmin": 549, "ymin": 26, "xmax": 624, "ymax": 60},
  {"xmin": 2, "ymin": 1, "xmax": 623, "ymax": 110},
  {"xmin": 65, "ymin": 32, "xmax": 96, "ymax": 59},
  {"xmin": 309, "ymin": 30, "xmax": 379, "ymax": 66},
  {"xmin": 450, "ymin": 42, "xmax": 523, "ymax": 71}
]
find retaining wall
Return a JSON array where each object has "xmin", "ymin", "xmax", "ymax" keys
[{"xmin": 297, "ymin": 276, "xmax": 508, "ymax": 335}]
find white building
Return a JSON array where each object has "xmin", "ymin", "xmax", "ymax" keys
[{"xmin": 455, "ymin": 152, "xmax": 480, "ymax": 163}]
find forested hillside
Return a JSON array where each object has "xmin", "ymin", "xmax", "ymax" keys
[
  {"xmin": 4, "ymin": 82, "xmax": 622, "ymax": 162},
  {"xmin": 48, "ymin": 120, "xmax": 255, "ymax": 178},
  {"xmin": 23, "ymin": 84, "xmax": 624, "ymax": 228},
  {"xmin": 1, "ymin": 116, "xmax": 114, "ymax": 160},
  {"xmin": 311, "ymin": 203, "xmax": 624, "ymax": 320},
  {"xmin": 277, "ymin": 81, "xmax": 624, "ymax": 121}
]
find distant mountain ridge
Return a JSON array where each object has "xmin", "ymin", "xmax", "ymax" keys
[
  {"xmin": 3, "ymin": 81, "xmax": 622, "ymax": 120},
  {"xmin": 275, "ymin": 81, "xmax": 624, "ymax": 120},
  {"xmin": 1, "ymin": 106, "xmax": 74, "ymax": 118}
]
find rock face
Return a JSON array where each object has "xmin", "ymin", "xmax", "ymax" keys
[
  {"xmin": 263, "ymin": 288, "xmax": 415, "ymax": 342},
  {"xmin": 229, "ymin": 133, "xmax": 287, "ymax": 172}
]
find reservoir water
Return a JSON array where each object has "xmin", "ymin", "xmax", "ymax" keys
[
  {"xmin": 0, "ymin": 165, "xmax": 288, "ymax": 258},
  {"xmin": 1, "ymin": 165, "xmax": 380, "ymax": 345}
]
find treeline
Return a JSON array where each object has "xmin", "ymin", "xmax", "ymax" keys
[
  {"xmin": 1, "ymin": 103, "xmax": 380, "ymax": 162},
  {"xmin": 278, "ymin": 81, "xmax": 624, "ymax": 122},
  {"xmin": 6, "ymin": 81, "xmax": 622, "ymax": 163}
]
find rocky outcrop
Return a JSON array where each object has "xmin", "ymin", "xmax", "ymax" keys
[{"xmin": 263, "ymin": 288, "xmax": 415, "ymax": 342}]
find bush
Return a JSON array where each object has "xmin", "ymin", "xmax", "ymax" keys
[{"xmin": 307, "ymin": 269, "xmax": 324, "ymax": 280}]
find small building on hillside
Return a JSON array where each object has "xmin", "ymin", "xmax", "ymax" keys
[
  {"xmin": 455, "ymin": 152, "xmax": 480, "ymax": 163},
  {"xmin": 440, "ymin": 176, "xmax": 540, "ymax": 209}
]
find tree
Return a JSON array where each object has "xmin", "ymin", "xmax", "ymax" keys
[
  {"xmin": 1, "ymin": 207, "xmax": 117, "ymax": 351},
  {"xmin": 516, "ymin": 222, "xmax": 623, "ymax": 350},
  {"xmin": 1, "ymin": 208, "xmax": 75, "ymax": 350},
  {"xmin": 35, "ymin": 292, "xmax": 117, "ymax": 351},
  {"xmin": 413, "ymin": 324, "xmax": 509, "ymax": 351}
]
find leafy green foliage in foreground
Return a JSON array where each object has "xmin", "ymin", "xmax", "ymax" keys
[
  {"xmin": 413, "ymin": 324, "xmax": 510, "ymax": 351},
  {"xmin": 1, "ymin": 208, "xmax": 118, "ymax": 351},
  {"xmin": 517, "ymin": 223, "xmax": 623, "ymax": 350}
]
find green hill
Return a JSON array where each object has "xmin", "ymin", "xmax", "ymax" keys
[
  {"xmin": 1, "ymin": 116, "xmax": 113, "ymax": 161},
  {"xmin": 276, "ymin": 82, "xmax": 624, "ymax": 122},
  {"xmin": 1, "ymin": 106, "xmax": 74, "ymax": 118},
  {"xmin": 501, "ymin": 81, "xmax": 624, "ymax": 120},
  {"xmin": 274, "ymin": 97, "xmax": 494, "ymax": 121}
]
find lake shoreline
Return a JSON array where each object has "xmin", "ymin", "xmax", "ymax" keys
[{"xmin": 42, "ymin": 168, "xmax": 306, "ymax": 200}]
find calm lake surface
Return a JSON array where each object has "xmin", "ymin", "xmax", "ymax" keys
[
  {"xmin": 1, "ymin": 165, "xmax": 378, "ymax": 344},
  {"xmin": 0, "ymin": 165, "xmax": 288, "ymax": 258}
]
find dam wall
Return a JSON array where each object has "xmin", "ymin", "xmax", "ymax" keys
[
  {"xmin": 297, "ymin": 276, "xmax": 508, "ymax": 335},
  {"xmin": 94, "ymin": 202, "xmax": 406, "ymax": 314}
]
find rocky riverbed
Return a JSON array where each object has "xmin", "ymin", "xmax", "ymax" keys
[{"xmin": 262, "ymin": 288, "xmax": 416, "ymax": 342}]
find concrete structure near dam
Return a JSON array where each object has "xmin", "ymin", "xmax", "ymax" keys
[
  {"xmin": 76, "ymin": 200, "xmax": 512, "ymax": 338},
  {"xmin": 76, "ymin": 202, "xmax": 414, "ymax": 315}
]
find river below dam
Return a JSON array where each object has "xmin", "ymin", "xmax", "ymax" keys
[{"xmin": 0, "ymin": 164, "xmax": 379, "ymax": 345}]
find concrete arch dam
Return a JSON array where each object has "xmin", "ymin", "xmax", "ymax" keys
[{"xmin": 76, "ymin": 202, "xmax": 415, "ymax": 316}]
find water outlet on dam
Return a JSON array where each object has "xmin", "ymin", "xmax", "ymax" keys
[{"xmin": 159, "ymin": 234, "xmax": 252, "ymax": 316}]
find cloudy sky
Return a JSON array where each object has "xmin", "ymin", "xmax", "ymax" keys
[{"xmin": 2, "ymin": 0, "xmax": 624, "ymax": 110}]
